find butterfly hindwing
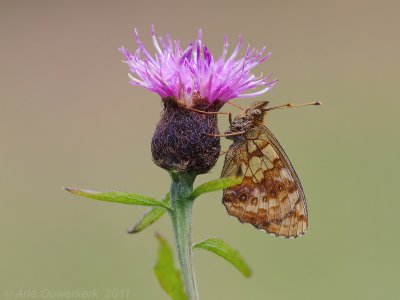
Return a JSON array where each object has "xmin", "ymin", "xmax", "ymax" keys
[{"xmin": 221, "ymin": 125, "xmax": 308, "ymax": 238}]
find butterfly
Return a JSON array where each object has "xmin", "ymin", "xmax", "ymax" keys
[{"xmin": 219, "ymin": 100, "xmax": 319, "ymax": 238}]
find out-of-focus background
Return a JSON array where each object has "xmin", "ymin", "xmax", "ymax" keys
[{"xmin": 1, "ymin": 1, "xmax": 399, "ymax": 299}]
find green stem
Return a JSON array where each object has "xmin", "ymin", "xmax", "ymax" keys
[{"xmin": 169, "ymin": 171, "xmax": 198, "ymax": 300}]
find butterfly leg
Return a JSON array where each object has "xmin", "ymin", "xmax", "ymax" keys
[
  {"xmin": 219, "ymin": 150, "xmax": 228, "ymax": 156},
  {"xmin": 206, "ymin": 131, "xmax": 246, "ymax": 138}
]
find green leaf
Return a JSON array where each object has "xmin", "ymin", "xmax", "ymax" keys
[
  {"xmin": 154, "ymin": 233, "xmax": 188, "ymax": 300},
  {"xmin": 193, "ymin": 238, "xmax": 252, "ymax": 277},
  {"xmin": 65, "ymin": 188, "xmax": 170, "ymax": 209},
  {"xmin": 191, "ymin": 175, "xmax": 242, "ymax": 200},
  {"xmin": 127, "ymin": 194, "xmax": 170, "ymax": 234}
]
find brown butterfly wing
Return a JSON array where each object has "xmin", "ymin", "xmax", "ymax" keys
[{"xmin": 221, "ymin": 125, "xmax": 308, "ymax": 238}]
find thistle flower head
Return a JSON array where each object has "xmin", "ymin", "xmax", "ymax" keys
[{"xmin": 120, "ymin": 26, "xmax": 276, "ymax": 107}]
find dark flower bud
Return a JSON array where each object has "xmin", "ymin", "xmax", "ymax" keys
[{"xmin": 151, "ymin": 99, "xmax": 221, "ymax": 174}]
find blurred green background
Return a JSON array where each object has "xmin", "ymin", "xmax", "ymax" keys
[{"xmin": 1, "ymin": 0, "xmax": 399, "ymax": 299}]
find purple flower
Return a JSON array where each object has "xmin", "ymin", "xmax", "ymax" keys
[{"xmin": 120, "ymin": 26, "xmax": 276, "ymax": 107}]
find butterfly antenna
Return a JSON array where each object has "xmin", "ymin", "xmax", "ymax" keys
[
  {"xmin": 266, "ymin": 101, "xmax": 321, "ymax": 111},
  {"xmin": 226, "ymin": 101, "xmax": 245, "ymax": 110}
]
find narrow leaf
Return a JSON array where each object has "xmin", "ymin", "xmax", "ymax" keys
[
  {"xmin": 191, "ymin": 175, "xmax": 242, "ymax": 200},
  {"xmin": 65, "ymin": 188, "xmax": 170, "ymax": 209},
  {"xmin": 193, "ymin": 238, "xmax": 252, "ymax": 277},
  {"xmin": 127, "ymin": 194, "xmax": 170, "ymax": 234},
  {"xmin": 154, "ymin": 233, "xmax": 188, "ymax": 300}
]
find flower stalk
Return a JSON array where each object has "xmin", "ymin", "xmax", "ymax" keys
[{"xmin": 168, "ymin": 171, "xmax": 198, "ymax": 300}]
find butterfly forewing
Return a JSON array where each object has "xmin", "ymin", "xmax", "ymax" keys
[{"xmin": 222, "ymin": 125, "xmax": 308, "ymax": 238}]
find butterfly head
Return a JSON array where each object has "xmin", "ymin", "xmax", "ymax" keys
[{"xmin": 224, "ymin": 101, "xmax": 269, "ymax": 140}]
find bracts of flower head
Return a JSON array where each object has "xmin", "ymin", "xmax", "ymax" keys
[{"xmin": 120, "ymin": 25, "xmax": 276, "ymax": 174}]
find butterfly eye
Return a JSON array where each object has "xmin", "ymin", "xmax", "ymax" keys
[{"xmin": 252, "ymin": 109, "xmax": 261, "ymax": 116}]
